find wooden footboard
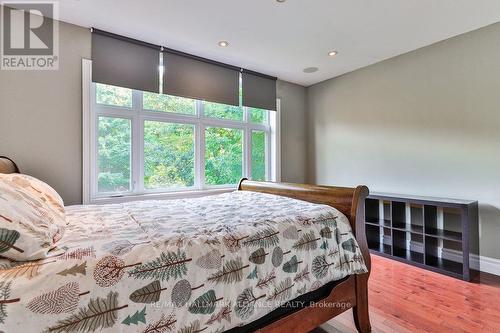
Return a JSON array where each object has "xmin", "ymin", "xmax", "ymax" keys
[{"xmin": 238, "ymin": 179, "xmax": 372, "ymax": 333}]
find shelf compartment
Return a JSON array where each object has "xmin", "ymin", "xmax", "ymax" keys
[
  {"xmin": 393, "ymin": 246, "xmax": 424, "ymax": 264},
  {"xmin": 365, "ymin": 198, "xmax": 380, "ymax": 224},
  {"xmin": 425, "ymin": 228, "xmax": 462, "ymax": 242},
  {"xmin": 425, "ymin": 256, "xmax": 463, "ymax": 275},
  {"xmin": 425, "ymin": 236, "xmax": 464, "ymax": 276},
  {"xmin": 391, "ymin": 201, "xmax": 406, "ymax": 229},
  {"xmin": 392, "ymin": 230, "xmax": 424, "ymax": 264},
  {"xmin": 425, "ymin": 205, "xmax": 463, "ymax": 242},
  {"xmin": 409, "ymin": 233, "xmax": 424, "ymax": 253},
  {"xmin": 383, "ymin": 201, "xmax": 391, "ymax": 220},
  {"xmin": 410, "ymin": 204, "xmax": 424, "ymax": 234},
  {"xmin": 369, "ymin": 242, "xmax": 392, "ymax": 255},
  {"xmin": 424, "ymin": 204, "xmax": 437, "ymax": 229},
  {"xmin": 410, "ymin": 232, "xmax": 424, "ymax": 243},
  {"xmin": 366, "ymin": 224, "xmax": 382, "ymax": 249},
  {"xmin": 392, "ymin": 229, "xmax": 406, "ymax": 252},
  {"xmin": 410, "ymin": 204, "xmax": 424, "ymax": 222},
  {"xmin": 443, "ymin": 207, "xmax": 463, "ymax": 236}
]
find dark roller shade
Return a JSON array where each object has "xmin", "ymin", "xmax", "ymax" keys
[
  {"xmin": 242, "ymin": 71, "xmax": 277, "ymax": 111},
  {"xmin": 92, "ymin": 32, "xmax": 160, "ymax": 93},
  {"xmin": 163, "ymin": 51, "xmax": 240, "ymax": 106}
]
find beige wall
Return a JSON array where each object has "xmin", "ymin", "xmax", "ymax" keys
[
  {"xmin": 0, "ymin": 19, "xmax": 308, "ymax": 204},
  {"xmin": 307, "ymin": 22, "xmax": 500, "ymax": 259},
  {"xmin": 0, "ymin": 20, "xmax": 90, "ymax": 205}
]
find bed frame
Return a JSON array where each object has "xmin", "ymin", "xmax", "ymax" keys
[
  {"xmin": 0, "ymin": 156, "xmax": 371, "ymax": 332},
  {"xmin": 238, "ymin": 179, "xmax": 371, "ymax": 333}
]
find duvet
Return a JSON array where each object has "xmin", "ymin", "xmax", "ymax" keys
[{"xmin": 0, "ymin": 190, "xmax": 367, "ymax": 332}]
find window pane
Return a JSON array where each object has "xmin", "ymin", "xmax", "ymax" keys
[
  {"xmin": 97, "ymin": 117, "xmax": 131, "ymax": 192},
  {"xmin": 96, "ymin": 83, "xmax": 132, "ymax": 108},
  {"xmin": 143, "ymin": 92, "xmax": 196, "ymax": 115},
  {"xmin": 144, "ymin": 121, "xmax": 195, "ymax": 189},
  {"xmin": 251, "ymin": 131, "xmax": 266, "ymax": 181},
  {"xmin": 205, "ymin": 127, "xmax": 243, "ymax": 185},
  {"xmin": 204, "ymin": 101, "xmax": 243, "ymax": 121},
  {"xmin": 249, "ymin": 107, "xmax": 269, "ymax": 125}
]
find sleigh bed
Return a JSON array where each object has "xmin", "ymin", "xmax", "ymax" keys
[{"xmin": 0, "ymin": 156, "xmax": 371, "ymax": 333}]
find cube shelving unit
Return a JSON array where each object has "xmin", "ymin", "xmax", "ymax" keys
[{"xmin": 365, "ymin": 192, "xmax": 478, "ymax": 281}]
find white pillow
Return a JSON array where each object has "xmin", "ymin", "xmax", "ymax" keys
[{"xmin": 0, "ymin": 173, "xmax": 66, "ymax": 261}]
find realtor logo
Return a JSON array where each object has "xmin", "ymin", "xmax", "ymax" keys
[{"xmin": 1, "ymin": 1, "xmax": 59, "ymax": 70}]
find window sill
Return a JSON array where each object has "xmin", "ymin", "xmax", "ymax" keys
[{"xmin": 86, "ymin": 187, "xmax": 237, "ymax": 205}]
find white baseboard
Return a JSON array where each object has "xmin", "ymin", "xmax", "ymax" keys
[{"xmin": 441, "ymin": 248, "xmax": 500, "ymax": 276}]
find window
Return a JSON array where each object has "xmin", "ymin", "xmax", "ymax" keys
[
  {"xmin": 97, "ymin": 116, "xmax": 131, "ymax": 192},
  {"xmin": 144, "ymin": 121, "xmax": 195, "ymax": 189},
  {"xmin": 205, "ymin": 127, "xmax": 243, "ymax": 185},
  {"xmin": 85, "ymin": 72, "xmax": 279, "ymax": 203},
  {"xmin": 143, "ymin": 92, "xmax": 196, "ymax": 115},
  {"xmin": 204, "ymin": 101, "xmax": 243, "ymax": 121},
  {"xmin": 251, "ymin": 130, "xmax": 266, "ymax": 181},
  {"xmin": 95, "ymin": 83, "xmax": 132, "ymax": 108}
]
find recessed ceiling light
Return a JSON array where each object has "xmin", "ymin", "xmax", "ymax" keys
[
  {"xmin": 303, "ymin": 67, "xmax": 319, "ymax": 73},
  {"xmin": 328, "ymin": 50, "xmax": 338, "ymax": 57},
  {"xmin": 218, "ymin": 41, "xmax": 229, "ymax": 47},
  {"xmin": 276, "ymin": 0, "xmax": 286, "ymax": 3}
]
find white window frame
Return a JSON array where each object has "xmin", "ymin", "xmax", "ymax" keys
[{"xmin": 82, "ymin": 59, "xmax": 280, "ymax": 204}]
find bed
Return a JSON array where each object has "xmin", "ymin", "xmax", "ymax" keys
[{"xmin": 0, "ymin": 157, "xmax": 371, "ymax": 333}]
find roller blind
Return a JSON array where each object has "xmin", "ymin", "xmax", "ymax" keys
[
  {"xmin": 92, "ymin": 31, "xmax": 160, "ymax": 94},
  {"xmin": 163, "ymin": 51, "xmax": 240, "ymax": 106},
  {"xmin": 242, "ymin": 71, "xmax": 277, "ymax": 111}
]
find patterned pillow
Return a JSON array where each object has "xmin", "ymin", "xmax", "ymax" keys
[{"xmin": 0, "ymin": 173, "xmax": 66, "ymax": 261}]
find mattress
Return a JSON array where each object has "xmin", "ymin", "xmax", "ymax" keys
[{"xmin": 0, "ymin": 190, "xmax": 367, "ymax": 332}]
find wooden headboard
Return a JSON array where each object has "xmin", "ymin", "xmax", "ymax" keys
[
  {"xmin": 0, "ymin": 156, "xmax": 19, "ymax": 174},
  {"xmin": 238, "ymin": 178, "xmax": 368, "ymax": 225}
]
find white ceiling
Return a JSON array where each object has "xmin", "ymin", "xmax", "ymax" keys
[{"xmin": 55, "ymin": 0, "xmax": 500, "ymax": 86}]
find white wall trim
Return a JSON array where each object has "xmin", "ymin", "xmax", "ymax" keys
[
  {"xmin": 82, "ymin": 58, "xmax": 92, "ymax": 204},
  {"xmin": 271, "ymin": 98, "xmax": 281, "ymax": 182},
  {"xmin": 87, "ymin": 187, "xmax": 235, "ymax": 205},
  {"xmin": 441, "ymin": 248, "xmax": 500, "ymax": 276}
]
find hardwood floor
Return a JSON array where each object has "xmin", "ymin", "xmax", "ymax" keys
[{"xmin": 313, "ymin": 254, "xmax": 500, "ymax": 333}]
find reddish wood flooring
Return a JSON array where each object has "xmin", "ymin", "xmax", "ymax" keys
[{"xmin": 316, "ymin": 254, "xmax": 500, "ymax": 333}]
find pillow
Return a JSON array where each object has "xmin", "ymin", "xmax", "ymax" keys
[
  {"xmin": 9, "ymin": 174, "xmax": 66, "ymax": 219},
  {"xmin": 0, "ymin": 173, "xmax": 66, "ymax": 261}
]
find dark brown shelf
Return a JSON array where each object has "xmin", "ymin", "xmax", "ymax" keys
[
  {"xmin": 365, "ymin": 219, "xmax": 391, "ymax": 228},
  {"xmin": 393, "ymin": 246, "xmax": 424, "ymax": 264},
  {"xmin": 392, "ymin": 223, "xmax": 423, "ymax": 234},
  {"xmin": 425, "ymin": 228, "xmax": 462, "ymax": 242},
  {"xmin": 425, "ymin": 255, "xmax": 463, "ymax": 275},
  {"xmin": 364, "ymin": 193, "xmax": 478, "ymax": 281}
]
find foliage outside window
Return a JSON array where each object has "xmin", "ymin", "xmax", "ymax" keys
[
  {"xmin": 203, "ymin": 101, "xmax": 243, "ymax": 121},
  {"xmin": 251, "ymin": 131, "xmax": 266, "ymax": 181},
  {"xmin": 97, "ymin": 116, "xmax": 131, "ymax": 192},
  {"xmin": 205, "ymin": 127, "xmax": 243, "ymax": 185},
  {"xmin": 95, "ymin": 83, "xmax": 132, "ymax": 108},
  {"xmin": 143, "ymin": 92, "xmax": 196, "ymax": 115},
  {"xmin": 144, "ymin": 121, "xmax": 195, "ymax": 189},
  {"xmin": 92, "ymin": 84, "xmax": 273, "ymax": 198},
  {"xmin": 249, "ymin": 108, "xmax": 268, "ymax": 125}
]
